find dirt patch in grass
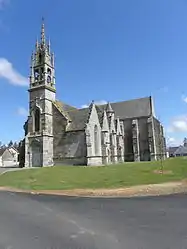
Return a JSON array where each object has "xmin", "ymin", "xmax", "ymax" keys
[
  {"xmin": 153, "ymin": 170, "xmax": 173, "ymax": 175},
  {"xmin": 1, "ymin": 181, "xmax": 187, "ymax": 198}
]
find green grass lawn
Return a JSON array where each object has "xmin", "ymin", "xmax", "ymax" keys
[{"xmin": 0, "ymin": 157, "xmax": 187, "ymax": 190}]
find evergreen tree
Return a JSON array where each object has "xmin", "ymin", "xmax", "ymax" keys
[
  {"xmin": 8, "ymin": 140, "xmax": 13, "ymax": 147},
  {"xmin": 13, "ymin": 141, "xmax": 18, "ymax": 149}
]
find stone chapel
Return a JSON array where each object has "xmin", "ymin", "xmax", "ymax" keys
[{"xmin": 20, "ymin": 21, "xmax": 167, "ymax": 167}]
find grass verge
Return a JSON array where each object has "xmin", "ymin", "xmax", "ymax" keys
[{"xmin": 0, "ymin": 157, "xmax": 187, "ymax": 190}]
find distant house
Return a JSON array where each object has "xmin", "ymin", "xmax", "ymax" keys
[
  {"xmin": 168, "ymin": 146, "xmax": 179, "ymax": 157},
  {"xmin": 0, "ymin": 147, "xmax": 19, "ymax": 167},
  {"xmin": 168, "ymin": 138, "xmax": 187, "ymax": 157},
  {"xmin": 174, "ymin": 146, "xmax": 187, "ymax": 157}
]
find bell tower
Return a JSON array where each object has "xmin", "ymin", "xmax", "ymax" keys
[
  {"xmin": 30, "ymin": 19, "xmax": 56, "ymax": 92},
  {"xmin": 25, "ymin": 18, "xmax": 55, "ymax": 167}
]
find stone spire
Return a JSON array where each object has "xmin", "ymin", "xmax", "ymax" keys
[{"xmin": 41, "ymin": 17, "xmax": 46, "ymax": 46}]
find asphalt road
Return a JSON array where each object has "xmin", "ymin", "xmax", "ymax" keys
[{"xmin": 0, "ymin": 192, "xmax": 187, "ymax": 249}]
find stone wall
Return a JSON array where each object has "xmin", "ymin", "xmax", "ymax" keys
[
  {"xmin": 123, "ymin": 119, "xmax": 133, "ymax": 161},
  {"xmin": 53, "ymin": 104, "xmax": 87, "ymax": 165},
  {"xmin": 147, "ymin": 116, "xmax": 157, "ymax": 160},
  {"xmin": 52, "ymin": 104, "xmax": 68, "ymax": 158},
  {"xmin": 123, "ymin": 117, "xmax": 162, "ymax": 162},
  {"xmin": 138, "ymin": 117, "xmax": 150, "ymax": 161},
  {"xmin": 53, "ymin": 131, "xmax": 87, "ymax": 165},
  {"xmin": 153, "ymin": 117, "xmax": 166, "ymax": 159},
  {"xmin": 132, "ymin": 119, "xmax": 140, "ymax": 161}
]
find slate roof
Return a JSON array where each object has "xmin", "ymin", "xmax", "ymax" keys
[
  {"xmin": 174, "ymin": 146, "xmax": 187, "ymax": 155},
  {"xmin": 54, "ymin": 96, "xmax": 152, "ymax": 132},
  {"xmin": 56, "ymin": 101, "xmax": 78, "ymax": 113},
  {"xmin": 66, "ymin": 108, "xmax": 90, "ymax": 131},
  {"xmin": 53, "ymin": 100, "xmax": 77, "ymax": 119},
  {"xmin": 99, "ymin": 96, "xmax": 152, "ymax": 119},
  {"xmin": 95, "ymin": 105, "xmax": 104, "ymax": 126}
]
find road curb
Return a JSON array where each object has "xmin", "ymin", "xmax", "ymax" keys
[{"xmin": 0, "ymin": 182, "xmax": 187, "ymax": 198}]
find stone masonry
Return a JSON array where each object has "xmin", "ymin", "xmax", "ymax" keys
[{"xmin": 21, "ymin": 20, "xmax": 166, "ymax": 167}]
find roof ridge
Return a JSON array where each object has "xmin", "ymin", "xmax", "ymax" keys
[{"xmin": 104, "ymin": 96, "xmax": 151, "ymax": 106}]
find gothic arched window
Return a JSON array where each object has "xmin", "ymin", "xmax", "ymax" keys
[
  {"xmin": 47, "ymin": 68, "xmax": 51, "ymax": 75},
  {"xmin": 94, "ymin": 125, "xmax": 99, "ymax": 155},
  {"xmin": 34, "ymin": 107, "xmax": 40, "ymax": 132}
]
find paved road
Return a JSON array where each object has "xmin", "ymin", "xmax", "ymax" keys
[{"xmin": 0, "ymin": 192, "xmax": 187, "ymax": 249}]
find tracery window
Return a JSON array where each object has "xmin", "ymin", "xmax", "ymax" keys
[{"xmin": 94, "ymin": 125, "xmax": 99, "ymax": 155}]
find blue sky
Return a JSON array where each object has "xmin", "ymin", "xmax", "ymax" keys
[{"xmin": 0, "ymin": 0, "xmax": 187, "ymax": 146}]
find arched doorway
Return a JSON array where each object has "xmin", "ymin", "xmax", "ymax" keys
[{"xmin": 31, "ymin": 140, "xmax": 42, "ymax": 167}]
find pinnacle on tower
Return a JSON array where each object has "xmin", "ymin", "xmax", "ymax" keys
[
  {"xmin": 105, "ymin": 102, "xmax": 114, "ymax": 113},
  {"xmin": 48, "ymin": 38, "xmax": 51, "ymax": 53}
]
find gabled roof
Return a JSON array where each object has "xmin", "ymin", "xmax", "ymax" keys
[
  {"xmin": 169, "ymin": 146, "xmax": 179, "ymax": 155},
  {"xmin": 174, "ymin": 146, "xmax": 187, "ymax": 155},
  {"xmin": 54, "ymin": 96, "xmax": 152, "ymax": 132},
  {"xmin": 52, "ymin": 100, "xmax": 90, "ymax": 132},
  {"xmin": 53, "ymin": 100, "xmax": 77, "ymax": 120},
  {"xmin": 95, "ymin": 105, "xmax": 104, "ymax": 126},
  {"xmin": 55, "ymin": 100, "xmax": 78, "ymax": 113},
  {"xmin": 0, "ymin": 147, "xmax": 19, "ymax": 157},
  {"xmin": 66, "ymin": 108, "xmax": 90, "ymax": 131},
  {"xmin": 99, "ymin": 97, "xmax": 152, "ymax": 119}
]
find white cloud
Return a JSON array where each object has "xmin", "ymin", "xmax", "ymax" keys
[
  {"xmin": 182, "ymin": 95, "xmax": 187, "ymax": 103},
  {"xmin": 166, "ymin": 136, "xmax": 182, "ymax": 147},
  {"xmin": 81, "ymin": 104, "xmax": 89, "ymax": 108},
  {"xmin": 17, "ymin": 107, "xmax": 28, "ymax": 117},
  {"xmin": 95, "ymin": 100, "xmax": 108, "ymax": 105},
  {"xmin": 0, "ymin": 58, "xmax": 28, "ymax": 86},
  {"xmin": 167, "ymin": 115, "xmax": 187, "ymax": 133},
  {"xmin": 81, "ymin": 100, "xmax": 107, "ymax": 108}
]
